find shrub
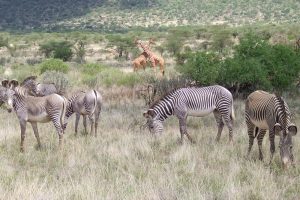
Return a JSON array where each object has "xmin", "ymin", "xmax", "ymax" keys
[
  {"xmin": 40, "ymin": 40, "xmax": 73, "ymax": 61},
  {"xmin": 178, "ymin": 52, "xmax": 221, "ymax": 85},
  {"xmin": 81, "ymin": 64, "xmax": 141, "ymax": 88},
  {"xmin": 39, "ymin": 59, "xmax": 69, "ymax": 74},
  {"xmin": 178, "ymin": 32, "xmax": 300, "ymax": 96},
  {"xmin": 41, "ymin": 71, "xmax": 69, "ymax": 94}
]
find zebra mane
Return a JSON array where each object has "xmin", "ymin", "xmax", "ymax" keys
[
  {"xmin": 275, "ymin": 93, "xmax": 287, "ymax": 134},
  {"xmin": 149, "ymin": 88, "xmax": 179, "ymax": 109},
  {"xmin": 14, "ymin": 86, "xmax": 30, "ymax": 97},
  {"xmin": 21, "ymin": 76, "xmax": 37, "ymax": 86}
]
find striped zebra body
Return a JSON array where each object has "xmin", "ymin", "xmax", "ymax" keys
[
  {"xmin": 2, "ymin": 81, "xmax": 67, "ymax": 152},
  {"xmin": 21, "ymin": 76, "xmax": 59, "ymax": 96},
  {"xmin": 64, "ymin": 90, "xmax": 102, "ymax": 136},
  {"xmin": 143, "ymin": 85, "xmax": 234, "ymax": 143},
  {"xmin": 245, "ymin": 90, "xmax": 297, "ymax": 167}
]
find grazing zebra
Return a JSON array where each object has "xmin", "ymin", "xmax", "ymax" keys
[
  {"xmin": 64, "ymin": 90, "xmax": 102, "ymax": 136},
  {"xmin": 143, "ymin": 85, "xmax": 235, "ymax": 143},
  {"xmin": 245, "ymin": 90, "xmax": 297, "ymax": 167},
  {"xmin": 22, "ymin": 76, "xmax": 59, "ymax": 96},
  {"xmin": 1, "ymin": 79, "xmax": 67, "ymax": 152}
]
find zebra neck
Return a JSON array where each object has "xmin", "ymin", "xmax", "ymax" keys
[
  {"xmin": 13, "ymin": 95, "xmax": 26, "ymax": 111},
  {"xmin": 152, "ymin": 97, "xmax": 175, "ymax": 121}
]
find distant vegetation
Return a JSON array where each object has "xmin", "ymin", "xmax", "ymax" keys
[{"xmin": 0, "ymin": 0, "xmax": 300, "ymax": 32}]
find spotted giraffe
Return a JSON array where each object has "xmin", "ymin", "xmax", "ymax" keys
[{"xmin": 135, "ymin": 39, "xmax": 165, "ymax": 76}]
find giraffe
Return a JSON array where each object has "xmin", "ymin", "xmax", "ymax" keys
[
  {"xmin": 135, "ymin": 38, "xmax": 165, "ymax": 76},
  {"xmin": 132, "ymin": 52, "xmax": 148, "ymax": 72}
]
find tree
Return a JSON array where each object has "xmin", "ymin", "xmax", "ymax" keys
[
  {"xmin": 106, "ymin": 35, "xmax": 135, "ymax": 58},
  {"xmin": 39, "ymin": 40, "xmax": 73, "ymax": 61}
]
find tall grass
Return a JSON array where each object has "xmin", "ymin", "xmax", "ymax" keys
[{"xmin": 0, "ymin": 99, "xmax": 299, "ymax": 199}]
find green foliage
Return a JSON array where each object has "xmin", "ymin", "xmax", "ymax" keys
[
  {"xmin": 40, "ymin": 40, "xmax": 73, "ymax": 61},
  {"xmin": 179, "ymin": 33, "xmax": 300, "ymax": 95},
  {"xmin": 106, "ymin": 35, "xmax": 135, "ymax": 58},
  {"xmin": 39, "ymin": 59, "xmax": 69, "ymax": 74},
  {"xmin": 81, "ymin": 64, "xmax": 141, "ymax": 87},
  {"xmin": 0, "ymin": 36, "xmax": 8, "ymax": 48},
  {"xmin": 41, "ymin": 71, "xmax": 69, "ymax": 94},
  {"xmin": 119, "ymin": 0, "xmax": 157, "ymax": 9},
  {"xmin": 179, "ymin": 52, "xmax": 221, "ymax": 85},
  {"xmin": 74, "ymin": 40, "xmax": 86, "ymax": 63},
  {"xmin": 211, "ymin": 29, "xmax": 234, "ymax": 53}
]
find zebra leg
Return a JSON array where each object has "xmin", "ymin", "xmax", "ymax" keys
[
  {"xmin": 213, "ymin": 110, "xmax": 224, "ymax": 142},
  {"xmin": 246, "ymin": 120, "xmax": 255, "ymax": 158},
  {"xmin": 75, "ymin": 113, "xmax": 80, "ymax": 135},
  {"xmin": 94, "ymin": 109, "xmax": 101, "ymax": 137},
  {"xmin": 257, "ymin": 129, "xmax": 266, "ymax": 161},
  {"xmin": 83, "ymin": 115, "xmax": 87, "ymax": 134},
  {"xmin": 89, "ymin": 115, "xmax": 95, "ymax": 136},
  {"xmin": 179, "ymin": 117, "xmax": 195, "ymax": 144},
  {"xmin": 49, "ymin": 115, "xmax": 64, "ymax": 149},
  {"xmin": 19, "ymin": 120, "xmax": 27, "ymax": 152},
  {"xmin": 219, "ymin": 110, "xmax": 233, "ymax": 143},
  {"xmin": 269, "ymin": 129, "xmax": 276, "ymax": 165},
  {"xmin": 31, "ymin": 122, "xmax": 41, "ymax": 149}
]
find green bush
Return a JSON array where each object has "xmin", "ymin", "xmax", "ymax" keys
[
  {"xmin": 81, "ymin": 64, "xmax": 141, "ymax": 88},
  {"xmin": 178, "ymin": 52, "xmax": 221, "ymax": 85},
  {"xmin": 178, "ymin": 33, "xmax": 300, "ymax": 95},
  {"xmin": 39, "ymin": 59, "xmax": 69, "ymax": 74},
  {"xmin": 40, "ymin": 40, "xmax": 73, "ymax": 61}
]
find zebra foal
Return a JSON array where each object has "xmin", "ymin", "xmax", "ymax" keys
[
  {"xmin": 1, "ymin": 79, "xmax": 67, "ymax": 152},
  {"xmin": 245, "ymin": 90, "xmax": 297, "ymax": 168},
  {"xmin": 143, "ymin": 85, "xmax": 235, "ymax": 143},
  {"xmin": 64, "ymin": 90, "xmax": 102, "ymax": 136}
]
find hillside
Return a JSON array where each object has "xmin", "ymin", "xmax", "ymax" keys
[{"xmin": 1, "ymin": 0, "xmax": 300, "ymax": 32}]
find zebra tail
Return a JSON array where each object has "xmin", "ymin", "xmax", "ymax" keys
[
  {"xmin": 60, "ymin": 97, "xmax": 67, "ymax": 130},
  {"xmin": 92, "ymin": 90, "xmax": 97, "ymax": 114},
  {"xmin": 230, "ymin": 104, "xmax": 235, "ymax": 121}
]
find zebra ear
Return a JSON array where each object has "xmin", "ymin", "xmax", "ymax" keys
[
  {"xmin": 10, "ymin": 80, "xmax": 19, "ymax": 89},
  {"xmin": 1, "ymin": 80, "xmax": 9, "ymax": 88},
  {"xmin": 288, "ymin": 125, "xmax": 297, "ymax": 136},
  {"xmin": 143, "ymin": 110, "xmax": 155, "ymax": 118},
  {"xmin": 274, "ymin": 123, "xmax": 282, "ymax": 136}
]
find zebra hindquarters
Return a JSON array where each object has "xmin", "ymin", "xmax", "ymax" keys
[
  {"xmin": 47, "ymin": 94, "xmax": 66, "ymax": 149},
  {"xmin": 216, "ymin": 98, "xmax": 234, "ymax": 143}
]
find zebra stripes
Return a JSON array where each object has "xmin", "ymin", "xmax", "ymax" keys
[
  {"xmin": 64, "ymin": 90, "xmax": 102, "ymax": 136},
  {"xmin": 143, "ymin": 85, "xmax": 234, "ymax": 143},
  {"xmin": 245, "ymin": 90, "xmax": 297, "ymax": 167},
  {"xmin": 2, "ymin": 80, "xmax": 67, "ymax": 152}
]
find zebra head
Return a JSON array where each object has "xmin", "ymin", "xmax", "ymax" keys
[
  {"xmin": 1, "ymin": 80, "xmax": 18, "ymax": 113},
  {"xmin": 0, "ymin": 87, "xmax": 15, "ymax": 113},
  {"xmin": 143, "ymin": 109, "xmax": 163, "ymax": 135},
  {"xmin": 274, "ymin": 123, "xmax": 297, "ymax": 168}
]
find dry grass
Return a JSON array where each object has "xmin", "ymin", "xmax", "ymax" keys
[{"xmin": 0, "ymin": 99, "xmax": 299, "ymax": 200}]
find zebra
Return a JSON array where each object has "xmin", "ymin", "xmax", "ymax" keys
[
  {"xmin": 1, "ymin": 79, "xmax": 67, "ymax": 152},
  {"xmin": 21, "ymin": 76, "xmax": 59, "ymax": 96},
  {"xmin": 143, "ymin": 85, "xmax": 235, "ymax": 143},
  {"xmin": 63, "ymin": 90, "xmax": 102, "ymax": 136},
  {"xmin": 245, "ymin": 90, "xmax": 297, "ymax": 168}
]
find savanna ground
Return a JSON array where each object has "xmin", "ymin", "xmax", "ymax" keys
[{"xmin": 0, "ymin": 83, "xmax": 300, "ymax": 199}]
